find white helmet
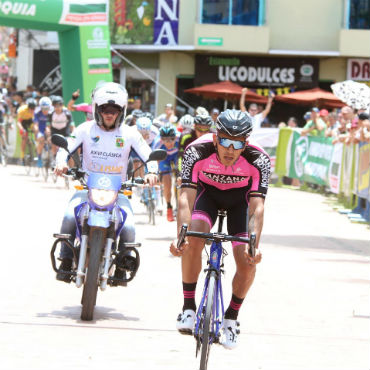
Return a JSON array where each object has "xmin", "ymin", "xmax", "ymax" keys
[
  {"xmin": 39, "ymin": 96, "xmax": 52, "ymax": 110},
  {"xmin": 179, "ymin": 114, "xmax": 194, "ymax": 131},
  {"xmin": 92, "ymin": 82, "xmax": 128, "ymax": 128},
  {"xmin": 136, "ymin": 116, "xmax": 152, "ymax": 131}
]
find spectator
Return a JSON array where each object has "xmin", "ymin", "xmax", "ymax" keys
[
  {"xmin": 332, "ymin": 112, "xmax": 348, "ymax": 144},
  {"xmin": 278, "ymin": 121, "xmax": 286, "ymax": 128},
  {"xmin": 133, "ymin": 98, "xmax": 141, "ymax": 111},
  {"xmin": 301, "ymin": 107, "xmax": 327, "ymax": 137},
  {"xmin": 67, "ymin": 88, "xmax": 93, "ymax": 121},
  {"xmin": 156, "ymin": 103, "xmax": 178, "ymax": 126},
  {"xmin": 240, "ymin": 87, "xmax": 275, "ymax": 129},
  {"xmin": 319, "ymin": 109, "xmax": 330, "ymax": 125},
  {"xmin": 325, "ymin": 112, "xmax": 339, "ymax": 137},
  {"xmin": 287, "ymin": 117, "xmax": 298, "ymax": 128},
  {"xmin": 210, "ymin": 108, "xmax": 219, "ymax": 124},
  {"xmin": 354, "ymin": 112, "xmax": 370, "ymax": 143},
  {"xmin": 341, "ymin": 106, "xmax": 355, "ymax": 128}
]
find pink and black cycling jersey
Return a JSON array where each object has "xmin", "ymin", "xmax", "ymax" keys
[{"xmin": 180, "ymin": 133, "xmax": 270, "ymax": 199}]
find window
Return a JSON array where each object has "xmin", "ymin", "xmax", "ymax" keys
[
  {"xmin": 349, "ymin": 0, "xmax": 370, "ymax": 29},
  {"xmin": 201, "ymin": 0, "xmax": 262, "ymax": 26}
]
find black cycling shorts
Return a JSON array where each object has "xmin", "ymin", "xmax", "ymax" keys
[
  {"xmin": 192, "ymin": 181, "xmax": 249, "ymax": 246},
  {"xmin": 51, "ymin": 127, "xmax": 69, "ymax": 137}
]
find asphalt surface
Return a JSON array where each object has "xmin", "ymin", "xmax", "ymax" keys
[{"xmin": 0, "ymin": 164, "xmax": 369, "ymax": 370}]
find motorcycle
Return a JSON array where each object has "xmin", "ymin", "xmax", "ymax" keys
[{"xmin": 50, "ymin": 134, "xmax": 166, "ymax": 321}]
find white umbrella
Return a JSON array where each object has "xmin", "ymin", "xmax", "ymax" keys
[{"xmin": 331, "ymin": 80, "xmax": 370, "ymax": 110}]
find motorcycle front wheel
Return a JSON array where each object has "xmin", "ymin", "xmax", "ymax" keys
[{"xmin": 81, "ymin": 227, "xmax": 105, "ymax": 321}]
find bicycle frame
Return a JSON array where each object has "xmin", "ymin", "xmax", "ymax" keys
[
  {"xmin": 194, "ymin": 210, "xmax": 227, "ymax": 345},
  {"xmin": 194, "ymin": 240, "xmax": 225, "ymax": 345}
]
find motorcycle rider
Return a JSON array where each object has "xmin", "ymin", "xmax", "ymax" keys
[{"xmin": 54, "ymin": 82, "xmax": 158, "ymax": 283}]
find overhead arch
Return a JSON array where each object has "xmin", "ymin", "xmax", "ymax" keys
[{"xmin": 0, "ymin": 0, "xmax": 112, "ymax": 123}]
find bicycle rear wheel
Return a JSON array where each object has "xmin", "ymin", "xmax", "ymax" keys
[
  {"xmin": 25, "ymin": 141, "xmax": 35, "ymax": 175},
  {"xmin": 0, "ymin": 147, "xmax": 7, "ymax": 166},
  {"xmin": 199, "ymin": 271, "xmax": 217, "ymax": 370}
]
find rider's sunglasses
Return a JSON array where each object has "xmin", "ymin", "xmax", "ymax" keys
[
  {"xmin": 217, "ymin": 136, "xmax": 245, "ymax": 150},
  {"xmin": 98, "ymin": 105, "xmax": 121, "ymax": 115},
  {"xmin": 195, "ymin": 125, "xmax": 210, "ymax": 133},
  {"xmin": 162, "ymin": 137, "xmax": 176, "ymax": 142}
]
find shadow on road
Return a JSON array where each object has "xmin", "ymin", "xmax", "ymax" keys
[
  {"xmin": 262, "ymin": 234, "xmax": 370, "ymax": 257},
  {"xmin": 37, "ymin": 305, "xmax": 139, "ymax": 323}
]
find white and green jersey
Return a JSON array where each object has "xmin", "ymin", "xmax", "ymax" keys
[{"xmin": 56, "ymin": 120, "xmax": 158, "ymax": 180}]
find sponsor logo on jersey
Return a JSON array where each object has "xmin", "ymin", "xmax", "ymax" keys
[
  {"xmin": 91, "ymin": 150, "xmax": 122, "ymax": 158},
  {"xmin": 253, "ymin": 153, "xmax": 270, "ymax": 188},
  {"xmin": 202, "ymin": 171, "xmax": 247, "ymax": 184},
  {"xmin": 92, "ymin": 135, "xmax": 100, "ymax": 143},
  {"xmin": 116, "ymin": 137, "xmax": 124, "ymax": 148},
  {"xmin": 181, "ymin": 146, "xmax": 201, "ymax": 180}
]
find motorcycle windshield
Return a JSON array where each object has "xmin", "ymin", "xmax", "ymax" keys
[{"xmin": 87, "ymin": 172, "xmax": 122, "ymax": 191}]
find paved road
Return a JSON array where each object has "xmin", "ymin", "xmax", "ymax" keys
[{"xmin": 0, "ymin": 165, "xmax": 369, "ymax": 370}]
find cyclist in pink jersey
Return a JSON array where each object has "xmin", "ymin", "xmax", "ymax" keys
[{"xmin": 170, "ymin": 109, "xmax": 270, "ymax": 350}]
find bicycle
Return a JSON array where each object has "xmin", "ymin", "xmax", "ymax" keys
[
  {"xmin": 142, "ymin": 184, "xmax": 163, "ymax": 225},
  {"xmin": 0, "ymin": 122, "xmax": 7, "ymax": 166},
  {"xmin": 40, "ymin": 137, "xmax": 53, "ymax": 182},
  {"xmin": 177, "ymin": 210, "xmax": 256, "ymax": 370},
  {"xmin": 23, "ymin": 128, "xmax": 37, "ymax": 175}
]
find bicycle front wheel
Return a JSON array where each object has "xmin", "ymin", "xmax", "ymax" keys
[{"xmin": 200, "ymin": 271, "xmax": 217, "ymax": 370}]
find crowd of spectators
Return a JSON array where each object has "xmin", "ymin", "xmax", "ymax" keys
[{"xmin": 300, "ymin": 105, "xmax": 370, "ymax": 143}]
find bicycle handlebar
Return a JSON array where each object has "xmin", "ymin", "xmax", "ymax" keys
[{"xmin": 177, "ymin": 224, "xmax": 256, "ymax": 257}]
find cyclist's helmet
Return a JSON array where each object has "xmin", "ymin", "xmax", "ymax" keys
[
  {"xmin": 26, "ymin": 97, "xmax": 37, "ymax": 109},
  {"xmin": 159, "ymin": 123, "xmax": 176, "ymax": 138},
  {"xmin": 194, "ymin": 114, "xmax": 213, "ymax": 127},
  {"xmin": 216, "ymin": 109, "xmax": 253, "ymax": 138},
  {"xmin": 39, "ymin": 97, "xmax": 52, "ymax": 110},
  {"xmin": 179, "ymin": 114, "xmax": 194, "ymax": 131},
  {"xmin": 142, "ymin": 111, "xmax": 154, "ymax": 121},
  {"xmin": 91, "ymin": 82, "xmax": 128, "ymax": 128},
  {"xmin": 136, "ymin": 116, "xmax": 152, "ymax": 131},
  {"xmin": 132, "ymin": 109, "xmax": 143, "ymax": 119},
  {"xmin": 51, "ymin": 95, "xmax": 64, "ymax": 105}
]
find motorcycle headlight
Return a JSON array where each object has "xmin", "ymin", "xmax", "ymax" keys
[{"xmin": 90, "ymin": 188, "xmax": 117, "ymax": 207}]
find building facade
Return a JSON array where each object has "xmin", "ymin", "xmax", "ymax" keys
[{"xmin": 15, "ymin": 0, "xmax": 370, "ymax": 122}]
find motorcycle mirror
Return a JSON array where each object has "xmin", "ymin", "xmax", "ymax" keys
[
  {"xmin": 147, "ymin": 149, "xmax": 167, "ymax": 162},
  {"xmin": 51, "ymin": 134, "xmax": 70, "ymax": 153}
]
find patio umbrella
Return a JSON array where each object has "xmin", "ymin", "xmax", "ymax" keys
[
  {"xmin": 331, "ymin": 80, "xmax": 370, "ymax": 110},
  {"xmin": 185, "ymin": 81, "xmax": 267, "ymax": 110},
  {"xmin": 274, "ymin": 87, "xmax": 345, "ymax": 108}
]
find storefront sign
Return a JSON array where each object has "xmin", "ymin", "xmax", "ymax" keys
[
  {"xmin": 195, "ymin": 55, "xmax": 319, "ymax": 88},
  {"xmin": 347, "ymin": 58, "xmax": 370, "ymax": 81}
]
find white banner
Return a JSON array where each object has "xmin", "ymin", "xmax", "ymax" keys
[{"xmin": 328, "ymin": 143, "xmax": 343, "ymax": 194}]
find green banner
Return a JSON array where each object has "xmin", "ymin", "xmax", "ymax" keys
[
  {"xmin": 275, "ymin": 129, "xmax": 334, "ymax": 186},
  {"xmin": 274, "ymin": 128, "xmax": 294, "ymax": 176}
]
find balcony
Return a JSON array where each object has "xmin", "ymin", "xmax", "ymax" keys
[{"xmin": 339, "ymin": 29, "xmax": 370, "ymax": 57}]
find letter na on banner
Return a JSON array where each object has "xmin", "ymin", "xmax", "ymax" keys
[{"xmin": 154, "ymin": 0, "xmax": 179, "ymax": 45}]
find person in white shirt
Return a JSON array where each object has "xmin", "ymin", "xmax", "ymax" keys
[
  {"xmin": 54, "ymin": 82, "xmax": 158, "ymax": 283},
  {"xmin": 240, "ymin": 87, "xmax": 274, "ymax": 130}
]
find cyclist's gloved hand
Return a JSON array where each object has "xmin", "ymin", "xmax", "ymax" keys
[
  {"xmin": 169, "ymin": 237, "xmax": 189, "ymax": 257},
  {"xmin": 245, "ymin": 247, "xmax": 262, "ymax": 265},
  {"xmin": 144, "ymin": 173, "xmax": 158, "ymax": 187},
  {"xmin": 54, "ymin": 164, "xmax": 68, "ymax": 177}
]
